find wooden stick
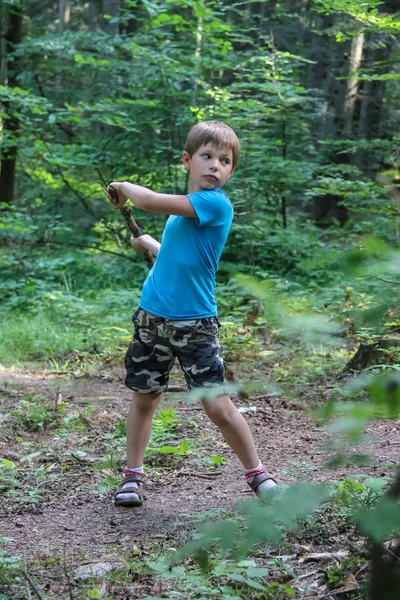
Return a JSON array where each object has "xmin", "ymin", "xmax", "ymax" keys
[
  {"xmin": 177, "ymin": 471, "xmax": 222, "ymax": 480},
  {"xmin": 23, "ymin": 554, "xmax": 44, "ymax": 600},
  {"xmin": 106, "ymin": 185, "xmax": 155, "ymax": 269}
]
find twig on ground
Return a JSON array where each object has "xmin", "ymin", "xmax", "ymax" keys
[
  {"xmin": 177, "ymin": 471, "xmax": 222, "ymax": 480},
  {"xmin": 23, "ymin": 554, "xmax": 44, "ymax": 600},
  {"xmin": 293, "ymin": 569, "xmax": 320, "ymax": 581},
  {"xmin": 370, "ymin": 275, "xmax": 400, "ymax": 285},
  {"xmin": 23, "ymin": 553, "xmax": 32, "ymax": 600},
  {"xmin": 63, "ymin": 546, "xmax": 75, "ymax": 600}
]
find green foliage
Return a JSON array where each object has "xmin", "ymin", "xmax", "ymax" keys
[
  {"xmin": 0, "ymin": 456, "xmax": 49, "ymax": 507},
  {"xmin": 147, "ymin": 556, "xmax": 295, "ymax": 599},
  {"xmin": 0, "ymin": 539, "xmax": 23, "ymax": 600},
  {"xmin": 332, "ymin": 476, "xmax": 389, "ymax": 514},
  {"xmin": 10, "ymin": 394, "xmax": 63, "ymax": 430},
  {"xmin": 1, "ymin": 1, "xmax": 400, "ymax": 597},
  {"xmin": 315, "ymin": 0, "xmax": 400, "ymax": 34}
]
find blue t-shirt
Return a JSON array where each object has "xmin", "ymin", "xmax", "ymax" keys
[{"xmin": 139, "ymin": 189, "xmax": 233, "ymax": 319}]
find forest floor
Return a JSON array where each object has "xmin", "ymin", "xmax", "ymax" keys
[{"xmin": 1, "ymin": 362, "xmax": 399, "ymax": 599}]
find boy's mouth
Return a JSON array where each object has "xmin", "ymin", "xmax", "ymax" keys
[{"xmin": 204, "ymin": 174, "xmax": 218, "ymax": 181}]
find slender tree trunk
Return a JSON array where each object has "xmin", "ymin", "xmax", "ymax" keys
[
  {"xmin": 0, "ymin": 2, "xmax": 23, "ymax": 205},
  {"xmin": 334, "ymin": 33, "xmax": 364, "ymax": 139},
  {"xmin": 355, "ymin": 0, "xmax": 398, "ymax": 174},
  {"xmin": 306, "ymin": 14, "xmax": 335, "ymax": 143},
  {"xmin": 308, "ymin": 20, "xmax": 365, "ymax": 227},
  {"xmin": 121, "ymin": 0, "xmax": 141, "ymax": 35},
  {"xmin": 281, "ymin": 111, "xmax": 287, "ymax": 229},
  {"xmin": 0, "ymin": 1, "xmax": 6, "ymax": 83},
  {"xmin": 102, "ymin": 0, "xmax": 120, "ymax": 35},
  {"xmin": 329, "ymin": 32, "xmax": 364, "ymax": 140},
  {"xmin": 59, "ymin": 0, "xmax": 70, "ymax": 29},
  {"xmin": 88, "ymin": 1, "xmax": 99, "ymax": 31}
]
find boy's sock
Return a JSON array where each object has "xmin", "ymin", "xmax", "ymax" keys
[
  {"xmin": 245, "ymin": 463, "xmax": 277, "ymax": 491},
  {"xmin": 120, "ymin": 467, "xmax": 144, "ymax": 491}
]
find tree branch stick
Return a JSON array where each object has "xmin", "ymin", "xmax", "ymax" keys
[
  {"xmin": 23, "ymin": 554, "xmax": 44, "ymax": 600},
  {"xmin": 107, "ymin": 185, "xmax": 155, "ymax": 269}
]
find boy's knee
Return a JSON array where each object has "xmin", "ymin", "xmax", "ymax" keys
[
  {"xmin": 203, "ymin": 397, "xmax": 236, "ymax": 427},
  {"xmin": 132, "ymin": 391, "xmax": 163, "ymax": 412}
]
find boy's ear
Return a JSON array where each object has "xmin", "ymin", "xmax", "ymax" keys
[{"xmin": 182, "ymin": 151, "xmax": 191, "ymax": 171}]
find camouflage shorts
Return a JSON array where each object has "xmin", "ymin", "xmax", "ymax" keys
[{"xmin": 125, "ymin": 308, "xmax": 226, "ymax": 393}]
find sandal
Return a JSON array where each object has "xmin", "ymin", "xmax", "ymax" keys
[
  {"xmin": 247, "ymin": 471, "xmax": 277, "ymax": 498},
  {"xmin": 114, "ymin": 473, "xmax": 145, "ymax": 507}
]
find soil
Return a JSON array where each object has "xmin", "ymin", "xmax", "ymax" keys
[{"xmin": 1, "ymin": 365, "xmax": 399, "ymax": 563}]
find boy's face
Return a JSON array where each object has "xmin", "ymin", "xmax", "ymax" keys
[{"xmin": 182, "ymin": 143, "xmax": 234, "ymax": 193}]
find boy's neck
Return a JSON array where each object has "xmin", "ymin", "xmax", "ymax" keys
[{"xmin": 188, "ymin": 180, "xmax": 220, "ymax": 194}]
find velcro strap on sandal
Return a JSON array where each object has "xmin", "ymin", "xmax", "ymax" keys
[
  {"xmin": 247, "ymin": 471, "xmax": 277, "ymax": 493},
  {"xmin": 121, "ymin": 473, "xmax": 144, "ymax": 485}
]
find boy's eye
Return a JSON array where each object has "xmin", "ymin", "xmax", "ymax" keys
[
  {"xmin": 222, "ymin": 159, "xmax": 230, "ymax": 165},
  {"xmin": 202, "ymin": 154, "xmax": 210, "ymax": 159}
]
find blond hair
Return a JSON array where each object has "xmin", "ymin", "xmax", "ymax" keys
[{"xmin": 184, "ymin": 121, "xmax": 240, "ymax": 170}]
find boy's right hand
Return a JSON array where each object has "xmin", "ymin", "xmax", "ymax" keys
[
  {"xmin": 130, "ymin": 234, "xmax": 161, "ymax": 257},
  {"xmin": 105, "ymin": 182, "xmax": 128, "ymax": 209},
  {"xmin": 130, "ymin": 234, "xmax": 148, "ymax": 254}
]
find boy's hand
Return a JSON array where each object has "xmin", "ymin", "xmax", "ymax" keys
[
  {"xmin": 131, "ymin": 234, "xmax": 160, "ymax": 257},
  {"xmin": 130, "ymin": 234, "xmax": 147, "ymax": 253},
  {"xmin": 105, "ymin": 182, "xmax": 128, "ymax": 209}
]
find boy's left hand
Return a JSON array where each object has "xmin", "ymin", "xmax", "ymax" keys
[{"xmin": 105, "ymin": 182, "xmax": 128, "ymax": 209}]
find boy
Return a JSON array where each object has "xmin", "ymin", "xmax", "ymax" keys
[{"xmin": 106, "ymin": 120, "xmax": 276, "ymax": 507}]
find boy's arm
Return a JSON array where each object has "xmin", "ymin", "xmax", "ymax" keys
[
  {"xmin": 107, "ymin": 181, "xmax": 197, "ymax": 217},
  {"xmin": 131, "ymin": 234, "xmax": 160, "ymax": 257}
]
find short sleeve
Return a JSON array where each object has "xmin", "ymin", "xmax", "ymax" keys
[{"xmin": 187, "ymin": 189, "xmax": 233, "ymax": 227}]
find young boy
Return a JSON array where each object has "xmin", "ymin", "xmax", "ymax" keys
[{"xmin": 106, "ymin": 120, "xmax": 276, "ymax": 507}]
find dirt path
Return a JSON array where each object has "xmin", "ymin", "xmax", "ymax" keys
[{"xmin": 1, "ymin": 366, "xmax": 399, "ymax": 562}]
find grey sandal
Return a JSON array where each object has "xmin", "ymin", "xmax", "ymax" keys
[
  {"xmin": 247, "ymin": 471, "xmax": 277, "ymax": 497},
  {"xmin": 114, "ymin": 473, "xmax": 145, "ymax": 507}
]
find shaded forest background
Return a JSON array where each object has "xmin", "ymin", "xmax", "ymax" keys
[
  {"xmin": 1, "ymin": 0, "xmax": 399, "ymax": 343},
  {"xmin": 1, "ymin": 3, "xmax": 400, "ymax": 600}
]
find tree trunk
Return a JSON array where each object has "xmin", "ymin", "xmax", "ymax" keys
[
  {"xmin": 358, "ymin": 44, "xmax": 387, "ymax": 141},
  {"xmin": 306, "ymin": 14, "xmax": 335, "ymax": 143},
  {"xmin": 88, "ymin": 1, "xmax": 99, "ymax": 31},
  {"xmin": 121, "ymin": 0, "xmax": 141, "ymax": 35},
  {"xmin": 102, "ymin": 0, "xmax": 120, "ymax": 35},
  {"xmin": 0, "ymin": 2, "xmax": 24, "ymax": 205},
  {"xmin": 355, "ymin": 0, "xmax": 398, "ymax": 174},
  {"xmin": 0, "ymin": 1, "xmax": 6, "ymax": 83},
  {"xmin": 59, "ymin": 0, "xmax": 70, "ymax": 29},
  {"xmin": 329, "ymin": 32, "xmax": 364, "ymax": 140},
  {"xmin": 343, "ymin": 338, "xmax": 400, "ymax": 372}
]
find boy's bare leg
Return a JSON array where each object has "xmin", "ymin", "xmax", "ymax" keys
[
  {"xmin": 201, "ymin": 394, "xmax": 259, "ymax": 469},
  {"xmin": 126, "ymin": 391, "xmax": 163, "ymax": 467},
  {"xmin": 115, "ymin": 391, "xmax": 163, "ymax": 505}
]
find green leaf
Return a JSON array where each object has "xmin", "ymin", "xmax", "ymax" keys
[
  {"xmin": 355, "ymin": 497, "xmax": 400, "ymax": 543},
  {"xmin": 228, "ymin": 573, "xmax": 267, "ymax": 591},
  {"xmin": 20, "ymin": 452, "xmax": 41, "ymax": 463}
]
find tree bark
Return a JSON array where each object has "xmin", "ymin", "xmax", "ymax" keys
[
  {"xmin": 88, "ymin": 1, "xmax": 99, "ymax": 31},
  {"xmin": 343, "ymin": 338, "xmax": 400, "ymax": 372},
  {"xmin": 102, "ymin": 0, "xmax": 120, "ymax": 35},
  {"xmin": 0, "ymin": 1, "xmax": 6, "ymax": 83},
  {"xmin": 59, "ymin": 0, "xmax": 71, "ymax": 29},
  {"xmin": 329, "ymin": 32, "xmax": 364, "ymax": 140},
  {"xmin": 369, "ymin": 467, "xmax": 400, "ymax": 600},
  {"xmin": 355, "ymin": 0, "xmax": 398, "ymax": 173},
  {"xmin": 121, "ymin": 0, "xmax": 141, "ymax": 35},
  {"xmin": 306, "ymin": 14, "xmax": 335, "ymax": 143},
  {"xmin": 0, "ymin": 2, "xmax": 24, "ymax": 205}
]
